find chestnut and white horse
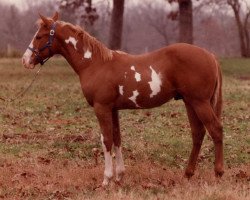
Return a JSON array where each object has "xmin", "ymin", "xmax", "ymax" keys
[{"xmin": 22, "ymin": 12, "xmax": 224, "ymax": 186}]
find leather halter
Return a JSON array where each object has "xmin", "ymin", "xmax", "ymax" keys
[{"xmin": 28, "ymin": 23, "xmax": 57, "ymax": 65}]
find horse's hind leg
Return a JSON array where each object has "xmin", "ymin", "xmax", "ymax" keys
[
  {"xmin": 184, "ymin": 102, "xmax": 206, "ymax": 178},
  {"xmin": 112, "ymin": 109, "xmax": 125, "ymax": 182},
  {"xmin": 192, "ymin": 101, "xmax": 224, "ymax": 177}
]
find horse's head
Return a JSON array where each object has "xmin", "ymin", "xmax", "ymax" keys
[{"xmin": 22, "ymin": 12, "xmax": 59, "ymax": 69}]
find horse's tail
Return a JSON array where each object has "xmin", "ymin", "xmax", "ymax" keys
[{"xmin": 211, "ymin": 55, "xmax": 223, "ymax": 121}]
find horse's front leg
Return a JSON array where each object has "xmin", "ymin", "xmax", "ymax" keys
[
  {"xmin": 94, "ymin": 103, "xmax": 113, "ymax": 186},
  {"xmin": 112, "ymin": 109, "xmax": 125, "ymax": 182}
]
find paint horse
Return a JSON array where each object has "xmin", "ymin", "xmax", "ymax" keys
[{"xmin": 22, "ymin": 12, "xmax": 224, "ymax": 186}]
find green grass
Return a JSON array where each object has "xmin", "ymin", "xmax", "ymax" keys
[
  {"xmin": 0, "ymin": 57, "xmax": 249, "ymax": 166},
  {"xmin": 0, "ymin": 57, "xmax": 249, "ymax": 199},
  {"xmin": 220, "ymin": 57, "xmax": 250, "ymax": 77}
]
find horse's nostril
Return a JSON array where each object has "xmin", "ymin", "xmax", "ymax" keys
[{"xmin": 22, "ymin": 58, "xmax": 26, "ymax": 66}]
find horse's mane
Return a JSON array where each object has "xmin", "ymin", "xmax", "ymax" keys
[{"xmin": 60, "ymin": 21, "xmax": 113, "ymax": 61}]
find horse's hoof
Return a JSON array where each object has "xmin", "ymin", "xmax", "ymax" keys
[
  {"xmin": 102, "ymin": 175, "xmax": 112, "ymax": 187},
  {"xmin": 215, "ymin": 169, "xmax": 224, "ymax": 177},
  {"xmin": 116, "ymin": 171, "xmax": 125, "ymax": 183},
  {"xmin": 185, "ymin": 169, "xmax": 194, "ymax": 179}
]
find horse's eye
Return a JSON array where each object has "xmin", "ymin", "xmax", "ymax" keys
[{"xmin": 36, "ymin": 35, "xmax": 42, "ymax": 40}]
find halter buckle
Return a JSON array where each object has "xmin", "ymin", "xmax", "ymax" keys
[{"xmin": 50, "ymin": 30, "xmax": 55, "ymax": 36}]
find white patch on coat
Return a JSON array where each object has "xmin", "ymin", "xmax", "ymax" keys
[
  {"xmin": 130, "ymin": 65, "xmax": 141, "ymax": 82},
  {"xmin": 129, "ymin": 90, "xmax": 140, "ymax": 107},
  {"xmin": 148, "ymin": 66, "xmax": 162, "ymax": 98},
  {"xmin": 101, "ymin": 134, "xmax": 113, "ymax": 186},
  {"xmin": 135, "ymin": 72, "xmax": 141, "ymax": 82},
  {"xmin": 114, "ymin": 146, "xmax": 125, "ymax": 182},
  {"xmin": 124, "ymin": 72, "xmax": 127, "ymax": 79},
  {"xmin": 119, "ymin": 85, "xmax": 124, "ymax": 95},
  {"xmin": 65, "ymin": 36, "xmax": 78, "ymax": 50},
  {"xmin": 84, "ymin": 49, "xmax": 92, "ymax": 59}
]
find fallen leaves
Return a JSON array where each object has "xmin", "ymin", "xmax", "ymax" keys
[{"xmin": 235, "ymin": 170, "xmax": 250, "ymax": 181}]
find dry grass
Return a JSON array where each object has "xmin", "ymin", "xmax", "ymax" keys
[
  {"xmin": 0, "ymin": 57, "xmax": 249, "ymax": 199},
  {"xmin": 0, "ymin": 157, "xmax": 249, "ymax": 199}
]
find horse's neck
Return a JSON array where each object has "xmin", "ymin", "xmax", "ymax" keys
[
  {"xmin": 59, "ymin": 40, "xmax": 100, "ymax": 75},
  {"xmin": 58, "ymin": 27, "xmax": 112, "ymax": 75}
]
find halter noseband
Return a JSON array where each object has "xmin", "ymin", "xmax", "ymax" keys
[{"xmin": 28, "ymin": 23, "xmax": 57, "ymax": 65}]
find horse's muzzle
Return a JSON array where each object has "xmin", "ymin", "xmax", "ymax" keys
[{"xmin": 22, "ymin": 55, "xmax": 35, "ymax": 69}]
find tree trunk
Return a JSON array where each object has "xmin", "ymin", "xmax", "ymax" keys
[
  {"xmin": 228, "ymin": 0, "xmax": 250, "ymax": 57},
  {"xmin": 179, "ymin": 0, "xmax": 193, "ymax": 44},
  {"xmin": 234, "ymin": 11, "xmax": 248, "ymax": 57},
  {"xmin": 108, "ymin": 0, "xmax": 125, "ymax": 50}
]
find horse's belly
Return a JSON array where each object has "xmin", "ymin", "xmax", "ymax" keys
[{"xmin": 115, "ymin": 87, "xmax": 174, "ymax": 109}]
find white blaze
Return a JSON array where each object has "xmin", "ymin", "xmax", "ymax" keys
[
  {"xmin": 101, "ymin": 134, "xmax": 113, "ymax": 186},
  {"xmin": 129, "ymin": 90, "xmax": 140, "ymax": 107},
  {"xmin": 148, "ymin": 66, "xmax": 162, "ymax": 98},
  {"xmin": 65, "ymin": 36, "xmax": 78, "ymax": 50},
  {"xmin": 22, "ymin": 31, "xmax": 38, "ymax": 68},
  {"xmin": 119, "ymin": 85, "xmax": 124, "ymax": 95},
  {"xmin": 84, "ymin": 49, "xmax": 92, "ymax": 59}
]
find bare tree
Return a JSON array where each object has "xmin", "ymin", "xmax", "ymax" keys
[
  {"xmin": 1, "ymin": 5, "xmax": 22, "ymax": 55},
  {"xmin": 108, "ymin": 0, "xmax": 125, "ymax": 50},
  {"xmin": 140, "ymin": 2, "xmax": 178, "ymax": 45},
  {"xmin": 168, "ymin": 0, "xmax": 193, "ymax": 44},
  {"xmin": 227, "ymin": 0, "xmax": 250, "ymax": 57},
  {"xmin": 58, "ymin": 0, "xmax": 98, "ymax": 26},
  {"xmin": 197, "ymin": 0, "xmax": 250, "ymax": 57}
]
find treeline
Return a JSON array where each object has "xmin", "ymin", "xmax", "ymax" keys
[{"xmin": 0, "ymin": 0, "xmax": 248, "ymax": 57}]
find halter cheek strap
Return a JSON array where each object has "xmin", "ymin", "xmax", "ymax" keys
[{"xmin": 28, "ymin": 23, "xmax": 57, "ymax": 65}]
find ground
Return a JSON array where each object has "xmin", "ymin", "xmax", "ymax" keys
[{"xmin": 0, "ymin": 57, "xmax": 249, "ymax": 199}]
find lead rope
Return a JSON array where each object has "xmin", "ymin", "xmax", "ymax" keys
[{"xmin": 0, "ymin": 65, "xmax": 43, "ymax": 103}]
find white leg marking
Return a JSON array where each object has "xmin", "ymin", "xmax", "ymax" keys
[
  {"xmin": 114, "ymin": 146, "xmax": 125, "ymax": 182},
  {"xmin": 128, "ymin": 90, "xmax": 141, "ymax": 108},
  {"xmin": 148, "ymin": 66, "xmax": 162, "ymax": 98},
  {"xmin": 101, "ymin": 134, "xmax": 113, "ymax": 186},
  {"xmin": 84, "ymin": 49, "xmax": 92, "ymax": 59},
  {"xmin": 119, "ymin": 85, "xmax": 124, "ymax": 95},
  {"xmin": 65, "ymin": 36, "xmax": 78, "ymax": 50}
]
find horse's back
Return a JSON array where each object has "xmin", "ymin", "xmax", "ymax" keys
[{"xmin": 111, "ymin": 43, "xmax": 220, "ymax": 109}]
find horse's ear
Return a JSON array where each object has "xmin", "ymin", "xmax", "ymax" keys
[
  {"xmin": 52, "ymin": 11, "xmax": 59, "ymax": 21},
  {"xmin": 39, "ymin": 13, "xmax": 50, "ymax": 26}
]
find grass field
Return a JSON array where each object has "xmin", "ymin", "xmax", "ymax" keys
[{"xmin": 0, "ymin": 57, "xmax": 249, "ymax": 199}]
